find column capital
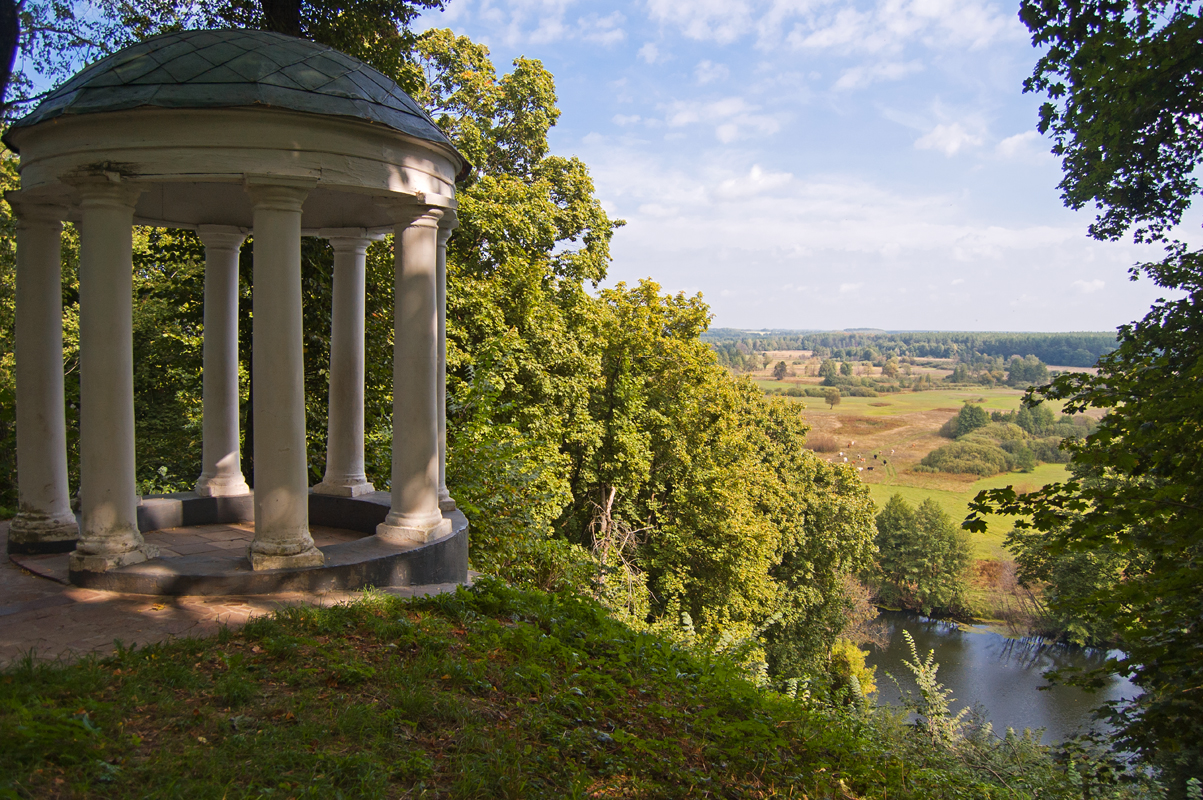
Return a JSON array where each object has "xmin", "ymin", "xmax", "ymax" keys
[
  {"xmin": 196, "ymin": 224, "xmax": 247, "ymax": 251},
  {"xmin": 376, "ymin": 198, "xmax": 444, "ymax": 229},
  {"xmin": 6, "ymin": 192, "xmax": 67, "ymax": 226},
  {"xmin": 319, "ymin": 228, "xmax": 382, "ymax": 256},
  {"xmin": 68, "ymin": 177, "xmax": 144, "ymax": 210},
  {"xmin": 244, "ymin": 177, "xmax": 314, "ymax": 212},
  {"xmin": 437, "ymin": 209, "xmax": 459, "ymax": 247}
]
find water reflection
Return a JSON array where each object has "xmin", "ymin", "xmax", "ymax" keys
[{"xmin": 864, "ymin": 610, "xmax": 1137, "ymax": 744}]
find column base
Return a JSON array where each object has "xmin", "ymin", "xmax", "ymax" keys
[
  {"xmin": 194, "ymin": 474, "xmax": 251, "ymax": 497},
  {"xmin": 8, "ymin": 511, "xmax": 79, "ymax": 553},
  {"xmin": 438, "ymin": 488, "xmax": 457, "ymax": 512},
  {"xmin": 376, "ymin": 512, "xmax": 452, "ymax": 545},
  {"xmin": 312, "ymin": 480, "xmax": 376, "ymax": 498},
  {"xmin": 69, "ymin": 543, "xmax": 159, "ymax": 573},
  {"xmin": 248, "ymin": 544, "xmax": 325, "ymax": 571}
]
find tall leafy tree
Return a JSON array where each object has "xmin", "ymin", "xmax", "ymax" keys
[
  {"xmin": 969, "ymin": 1, "xmax": 1203, "ymax": 791},
  {"xmin": 871, "ymin": 495, "xmax": 970, "ymax": 616}
]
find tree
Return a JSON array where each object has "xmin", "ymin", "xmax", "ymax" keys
[
  {"xmin": 1015, "ymin": 402, "xmax": 1055, "ymax": 435},
  {"xmin": 824, "ymin": 388, "xmax": 841, "ymax": 410},
  {"xmin": 967, "ymin": 2, "xmax": 1203, "ymax": 790},
  {"xmin": 953, "ymin": 403, "xmax": 989, "ymax": 437},
  {"xmin": 1007, "ymin": 354, "xmax": 1049, "ymax": 387},
  {"xmin": 869, "ymin": 495, "xmax": 971, "ymax": 615},
  {"xmin": 818, "ymin": 359, "xmax": 838, "ymax": 380},
  {"xmin": 772, "ymin": 360, "xmax": 787, "ymax": 381},
  {"xmin": 839, "ymin": 361, "xmax": 853, "ymax": 376}
]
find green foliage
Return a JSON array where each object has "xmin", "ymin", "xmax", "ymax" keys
[
  {"xmin": 869, "ymin": 495, "xmax": 971, "ymax": 615},
  {"xmin": 839, "ymin": 361, "xmax": 853, "ymax": 376},
  {"xmin": 824, "ymin": 387, "xmax": 841, "ymax": 409},
  {"xmin": 955, "ymin": 403, "xmax": 990, "ymax": 437},
  {"xmin": 921, "ymin": 440, "xmax": 1013, "ymax": 476},
  {"xmin": 828, "ymin": 637, "xmax": 876, "ymax": 699},
  {"xmin": 1019, "ymin": 0, "xmax": 1203, "ymax": 246},
  {"xmin": 772, "ymin": 360, "xmax": 787, "ymax": 380},
  {"xmin": 1007, "ymin": 354, "xmax": 1050, "ymax": 387},
  {"xmin": 892, "ymin": 630, "xmax": 971, "ymax": 747},
  {"xmin": 965, "ymin": 2, "xmax": 1203, "ymax": 791}
]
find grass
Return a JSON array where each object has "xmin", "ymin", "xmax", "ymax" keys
[
  {"xmin": 0, "ymin": 580, "xmax": 1110, "ymax": 799},
  {"xmin": 865, "ymin": 463, "xmax": 1070, "ymax": 559},
  {"xmin": 762, "ymin": 384, "xmax": 1036, "ymax": 416}
]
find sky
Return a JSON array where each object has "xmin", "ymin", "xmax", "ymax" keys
[{"xmin": 414, "ymin": 0, "xmax": 1197, "ymax": 332}]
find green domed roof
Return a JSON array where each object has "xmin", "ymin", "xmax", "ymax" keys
[{"xmin": 6, "ymin": 28, "xmax": 466, "ymax": 175}]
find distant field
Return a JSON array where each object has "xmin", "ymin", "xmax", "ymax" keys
[
  {"xmin": 759, "ymin": 384, "xmax": 1033, "ymax": 415},
  {"xmin": 865, "ymin": 463, "xmax": 1069, "ymax": 560}
]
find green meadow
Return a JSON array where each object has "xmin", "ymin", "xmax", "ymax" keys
[{"xmin": 865, "ymin": 463, "xmax": 1070, "ymax": 559}]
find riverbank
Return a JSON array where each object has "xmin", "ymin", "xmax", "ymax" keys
[{"xmin": 1, "ymin": 579, "xmax": 1147, "ymax": 799}]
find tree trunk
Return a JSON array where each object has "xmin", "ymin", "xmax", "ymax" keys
[
  {"xmin": 0, "ymin": 0, "xmax": 18, "ymax": 107},
  {"xmin": 260, "ymin": 0, "xmax": 303, "ymax": 37}
]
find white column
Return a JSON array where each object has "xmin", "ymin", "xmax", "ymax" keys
[
  {"xmin": 376, "ymin": 205, "xmax": 451, "ymax": 544},
  {"xmin": 69, "ymin": 181, "xmax": 157, "ymax": 573},
  {"xmin": 245, "ymin": 180, "xmax": 323, "ymax": 570},
  {"xmin": 313, "ymin": 229, "xmax": 375, "ymax": 497},
  {"xmin": 436, "ymin": 211, "xmax": 458, "ymax": 512},
  {"xmin": 8, "ymin": 200, "xmax": 78, "ymax": 553},
  {"xmin": 194, "ymin": 225, "xmax": 250, "ymax": 498}
]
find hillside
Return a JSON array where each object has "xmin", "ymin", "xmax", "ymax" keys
[{"xmin": 0, "ymin": 580, "xmax": 1146, "ymax": 799}]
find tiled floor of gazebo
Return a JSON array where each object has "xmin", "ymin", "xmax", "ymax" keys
[{"xmin": 12, "ymin": 523, "xmax": 368, "ymax": 584}]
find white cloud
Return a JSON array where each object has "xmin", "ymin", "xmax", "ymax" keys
[
  {"xmin": 579, "ymin": 11, "xmax": 627, "ymax": 44},
  {"xmin": 613, "ymin": 113, "xmax": 642, "ymax": 126},
  {"xmin": 833, "ymin": 60, "xmax": 923, "ymax": 90},
  {"xmin": 840, "ymin": 282, "xmax": 864, "ymax": 293},
  {"xmin": 716, "ymin": 164, "xmax": 794, "ymax": 198},
  {"xmin": 646, "ymin": 0, "xmax": 754, "ymax": 43},
  {"xmin": 783, "ymin": 0, "xmax": 1020, "ymax": 55},
  {"xmin": 638, "ymin": 42, "xmax": 663, "ymax": 63},
  {"xmin": 695, "ymin": 59, "xmax": 730, "ymax": 85},
  {"xmin": 664, "ymin": 96, "xmax": 783, "ymax": 141},
  {"xmin": 915, "ymin": 122, "xmax": 983, "ymax": 156},
  {"xmin": 995, "ymin": 130, "xmax": 1057, "ymax": 164},
  {"xmin": 1073, "ymin": 279, "xmax": 1106, "ymax": 294}
]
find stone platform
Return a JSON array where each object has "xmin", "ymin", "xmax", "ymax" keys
[
  {"xmin": 0, "ymin": 520, "xmax": 472, "ymax": 668},
  {"xmin": 9, "ymin": 491, "xmax": 468, "ymax": 596}
]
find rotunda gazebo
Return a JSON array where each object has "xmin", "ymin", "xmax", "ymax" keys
[{"xmin": 4, "ymin": 29, "xmax": 469, "ymax": 593}]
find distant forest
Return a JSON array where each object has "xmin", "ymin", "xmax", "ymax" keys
[{"xmin": 703, "ymin": 329, "xmax": 1118, "ymax": 370}]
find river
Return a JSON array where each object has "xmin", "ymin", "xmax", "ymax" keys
[{"xmin": 863, "ymin": 610, "xmax": 1138, "ymax": 744}]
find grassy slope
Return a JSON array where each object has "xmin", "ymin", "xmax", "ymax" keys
[{"xmin": 1, "ymin": 581, "xmax": 1094, "ymax": 799}]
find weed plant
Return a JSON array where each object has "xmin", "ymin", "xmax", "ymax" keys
[{"xmin": 1, "ymin": 579, "xmax": 1156, "ymax": 799}]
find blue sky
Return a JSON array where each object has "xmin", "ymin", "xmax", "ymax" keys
[{"xmin": 417, "ymin": 0, "xmax": 1197, "ymax": 332}]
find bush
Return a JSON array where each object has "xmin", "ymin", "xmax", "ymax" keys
[
  {"xmin": 975, "ymin": 422, "xmax": 1027, "ymax": 442},
  {"xmin": 941, "ymin": 403, "xmax": 991, "ymax": 439},
  {"xmin": 805, "ymin": 433, "xmax": 841, "ymax": 453},
  {"xmin": 998, "ymin": 440, "xmax": 1036, "ymax": 472},
  {"xmin": 1031, "ymin": 436, "xmax": 1072, "ymax": 463},
  {"xmin": 920, "ymin": 441, "xmax": 1012, "ymax": 476},
  {"xmin": 847, "ymin": 387, "xmax": 879, "ymax": 398},
  {"xmin": 828, "ymin": 638, "xmax": 877, "ymax": 700}
]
